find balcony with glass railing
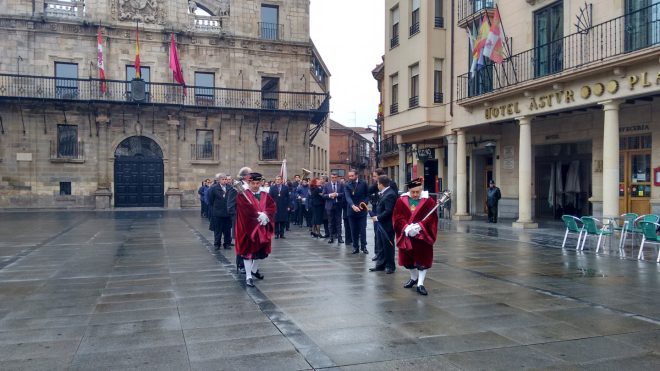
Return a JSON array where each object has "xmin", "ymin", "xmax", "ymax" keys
[
  {"xmin": 457, "ymin": 3, "xmax": 660, "ymax": 102},
  {"xmin": 457, "ymin": 0, "xmax": 495, "ymax": 27}
]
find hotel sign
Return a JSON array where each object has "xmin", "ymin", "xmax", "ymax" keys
[{"xmin": 484, "ymin": 71, "xmax": 660, "ymax": 120}]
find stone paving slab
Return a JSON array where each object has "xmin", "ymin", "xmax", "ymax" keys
[{"xmin": 0, "ymin": 210, "xmax": 658, "ymax": 370}]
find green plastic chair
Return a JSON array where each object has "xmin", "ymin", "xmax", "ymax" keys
[
  {"xmin": 628, "ymin": 215, "xmax": 660, "ymax": 255},
  {"xmin": 580, "ymin": 216, "xmax": 613, "ymax": 253},
  {"xmin": 616, "ymin": 213, "xmax": 638, "ymax": 251},
  {"xmin": 561, "ymin": 215, "xmax": 584, "ymax": 248},
  {"xmin": 637, "ymin": 221, "xmax": 660, "ymax": 262}
]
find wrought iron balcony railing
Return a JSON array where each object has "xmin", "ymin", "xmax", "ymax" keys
[
  {"xmin": 390, "ymin": 103, "xmax": 398, "ymax": 115},
  {"xmin": 50, "ymin": 140, "xmax": 84, "ymax": 161},
  {"xmin": 434, "ymin": 92, "xmax": 444, "ymax": 104},
  {"xmin": 381, "ymin": 136, "xmax": 398, "ymax": 155},
  {"xmin": 259, "ymin": 22, "xmax": 283, "ymax": 40},
  {"xmin": 457, "ymin": 3, "xmax": 660, "ymax": 101},
  {"xmin": 409, "ymin": 96, "xmax": 419, "ymax": 108},
  {"xmin": 434, "ymin": 17, "xmax": 444, "ymax": 28},
  {"xmin": 457, "ymin": 0, "xmax": 495, "ymax": 26},
  {"xmin": 190, "ymin": 144, "xmax": 220, "ymax": 161},
  {"xmin": 390, "ymin": 35, "xmax": 399, "ymax": 49},
  {"xmin": 409, "ymin": 22, "xmax": 420, "ymax": 37},
  {"xmin": 0, "ymin": 73, "xmax": 328, "ymax": 114}
]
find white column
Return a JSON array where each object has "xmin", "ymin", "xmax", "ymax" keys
[
  {"xmin": 601, "ymin": 100, "xmax": 621, "ymax": 219},
  {"xmin": 446, "ymin": 134, "xmax": 457, "ymax": 195},
  {"xmin": 513, "ymin": 116, "xmax": 537, "ymax": 229},
  {"xmin": 398, "ymin": 141, "xmax": 406, "ymax": 189},
  {"xmin": 455, "ymin": 129, "xmax": 471, "ymax": 220}
]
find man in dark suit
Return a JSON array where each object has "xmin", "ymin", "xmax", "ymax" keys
[
  {"xmin": 368, "ymin": 168, "xmax": 399, "ymax": 263},
  {"xmin": 369, "ymin": 175, "xmax": 397, "ymax": 273},
  {"xmin": 322, "ymin": 172, "xmax": 344, "ymax": 244},
  {"xmin": 344, "ymin": 169, "xmax": 369, "ymax": 254},
  {"xmin": 269, "ymin": 176, "xmax": 290, "ymax": 239},
  {"xmin": 208, "ymin": 173, "xmax": 232, "ymax": 250}
]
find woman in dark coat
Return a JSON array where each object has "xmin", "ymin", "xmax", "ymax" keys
[{"xmin": 310, "ymin": 178, "xmax": 325, "ymax": 238}]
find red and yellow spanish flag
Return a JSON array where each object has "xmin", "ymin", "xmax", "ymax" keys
[{"xmin": 134, "ymin": 21, "xmax": 141, "ymax": 79}]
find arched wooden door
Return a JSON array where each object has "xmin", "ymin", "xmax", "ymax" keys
[{"xmin": 114, "ymin": 136, "xmax": 164, "ymax": 207}]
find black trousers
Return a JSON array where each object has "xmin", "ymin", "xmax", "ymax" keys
[
  {"xmin": 275, "ymin": 222, "xmax": 287, "ymax": 236},
  {"xmin": 327, "ymin": 205, "xmax": 342, "ymax": 238},
  {"xmin": 349, "ymin": 215, "xmax": 367, "ymax": 250},
  {"xmin": 488, "ymin": 204, "xmax": 498, "ymax": 222},
  {"xmin": 213, "ymin": 216, "xmax": 231, "ymax": 247},
  {"xmin": 375, "ymin": 227, "xmax": 395, "ymax": 270}
]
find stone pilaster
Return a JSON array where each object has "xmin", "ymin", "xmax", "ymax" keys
[
  {"xmin": 513, "ymin": 116, "xmax": 537, "ymax": 229},
  {"xmin": 446, "ymin": 134, "xmax": 457, "ymax": 203},
  {"xmin": 94, "ymin": 114, "xmax": 111, "ymax": 209},
  {"xmin": 166, "ymin": 116, "xmax": 182, "ymax": 209},
  {"xmin": 455, "ymin": 129, "xmax": 471, "ymax": 220},
  {"xmin": 600, "ymin": 100, "xmax": 621, "ymax": 219}
]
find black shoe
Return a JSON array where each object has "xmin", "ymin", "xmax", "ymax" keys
[
  {"xmin": 371, "ymin": 257, "xmax": 378, "ymax": 261},
  {"xmin": 328, "ymin": 239, "xmax": 334, "ymax": 244},
  {"xmin": 338, "ymin": 238, "xmax": 344, "ymax": 244},
  {"xmin": 230, "ymin": 243, "xmax": 235, "ymax": 246},
  {"xmin": 246, "ymin": 278, "xmax": 255, "ymax": 287},
  {"xmin": 213, "ymin": 244, "xmax": 220, "ymax": 251},
  {"xmin": 369, "ymin": 266, "xmax": 385, "ymax": 272},
  {"xmin": 403, "ymin": 279, "xmax": 418, "ymax": 288},
  {"xmin": 239, "ymin": 267, "xmax": 246, "ymax": 274},
  {"xmin": 416, "ymin": 285, "xmax": 428, "ymax": 295},
  {"xmin": 361, "ymin": 248, "xmax": 368, "ymax": 254},
  {"xmin": 223, "ymin": 245, "xmax": 231, "ymax": 250},
  {"xmin": 385, "ymin": 269, "xmax": 395, "ymax": 274},
  {"xmin": 253, "ymin": 270, "xmax": 264, "ymax": 280},
  {"xmin": 352, "ymin": 249, "xmax": 359, "ymax": 254},
  {"xmin": 280, "ymin": 235, "xmax": 286, "ymax": 239}
]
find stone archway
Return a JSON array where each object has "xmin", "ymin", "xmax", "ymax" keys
[{"xmin": 114, "ymin": 136, "xmax": 164, "ymax": 207}]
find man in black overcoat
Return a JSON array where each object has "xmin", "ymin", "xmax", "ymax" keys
[
  {"xmin": 269, "ymin": 175, "xmax": 290, "ymax": 239},
  {"xmin": 208, "ymin": 173, "xmax": 232, "ymax": 250},
  {"xmin": 344, "ymin": 169, "xmax": 369, "ymax": 254},
  {"xmin": 369, "ymin": 175, "xmax": 397, "ymax": 273}
]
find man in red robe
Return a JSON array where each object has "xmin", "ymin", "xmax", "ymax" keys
[
  {"xmin": 393, "ymin": 178, "xmax": 438, "ymax": 296},
  {"xmin": 235, "ymin": 172, "xmax": 276, "ymax": 287}
]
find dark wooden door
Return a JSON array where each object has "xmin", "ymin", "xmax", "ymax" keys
[{"xmin": 114, "ymin": 158, "xmax": 164, "ymax": 207}]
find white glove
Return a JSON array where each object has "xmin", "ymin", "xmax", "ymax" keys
[
  {"xmin": 406, "ymin": 223, "xmax": 421, "ymax": 237},
  {"xmin": 257, "ymin": 212, "xmax": 269, "ymax": 226}
]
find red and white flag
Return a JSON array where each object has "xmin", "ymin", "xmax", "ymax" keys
[
  {"xmin": 482, "ymin": 8, "xmax": 505, "ymax": 64},
  {"xmin": 279, "ymin": 159, "xmax": 287, "ymax": 181},
  {"xmin": 97, "ymin": 26, "xmax": 107, "ymax": 93},
  {"xmin": 134, "ymin": 21, "xmax": 141, "ymax": 79},
  {"xmin": 169, "ymin": 33, "xmax": 187, "ymax": 96}
]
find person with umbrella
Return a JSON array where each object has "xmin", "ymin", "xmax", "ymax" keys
[{"xmin": 369, "ymin": 175, "xmax": 397, "ymax": 274}]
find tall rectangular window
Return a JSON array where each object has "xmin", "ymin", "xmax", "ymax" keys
[
  {"xmin": 410, "ymin": 0, "xmax": 420, "ymax": 36},
  {"xmin": 55, "ymin": 62, "xmax": 78, "ymax": 99},
  {"xmin": 534, "ymin": 1, "xmax": 563, "ymax": 77},
  {"xmin": 391, "ymin": 6, "xmax": 400, "ymax": 48},
  {"xmin": 260, "ymin": 4, "xmax": 279, "ymax": 40},
  {"xmin": 390, "ymin": 74, "xmax": 399, "ymax": 114},
  {"xmin": 194, "ymin": 72, "xmax": 215, "ymax": 106},
  {"xmin": 409, "ymin": 64, "xmax": 419, "ymax": 108},
  {"xmin": 195, "ymin": 129, "xmax": 214, "ymax": 160},
  {"xmin": 625, "ymin": 0, "xmax": 660, "ymax": 52},
  {"xmin": 262, "ymin": 131, "xmax": 279, "ymax": 160},
  {"xmin": 434, "ymin": 59, "xmax": 443, "ymax": 103},
  {"xmin": 57, "ymin": 124, "xmax": 78, "ymax": 158},
  {"xmin": 434, "ymin": 0, "xmax": 444, "ymax": 27},
  {"xmin": 261, "ymin": 77, "xmax": 279, "ymax": 109},
  {"xmin": 126, "ymin": 65, "xmax": 151, "ymax": 100}
]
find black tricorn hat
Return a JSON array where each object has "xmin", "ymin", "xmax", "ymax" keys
[
  {"xmin": 406, "ymin": 177, "xmax": 423, "ymax": 189},
  {"xmin": 248, "ymin": 172, "xmax": 263, "ymax": 181}
]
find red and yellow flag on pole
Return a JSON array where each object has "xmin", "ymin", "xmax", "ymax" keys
[
  {"xmin": 134, "ymin": 21, "xmax": 141, "ymax": 79},
  {"xmin": 97, "ymin": 26, "xmax": 107, "ymax": 93}
]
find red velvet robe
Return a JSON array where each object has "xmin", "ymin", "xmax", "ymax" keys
[
  {"xmin": 393, "ymin": 194, "xmax": 438, "ymax": 269},
  {"xmin": 235, "ymin": 190, "xmax": 276, "ymax": 259}
]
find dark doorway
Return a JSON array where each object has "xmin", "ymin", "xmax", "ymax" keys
[
  {"xmin": 114, "ymin": 136, "xmax": 164, "ymax": 207},
  {"xmin": 424, "ymin": 160, "xmax": 438, "ymax": 193}
]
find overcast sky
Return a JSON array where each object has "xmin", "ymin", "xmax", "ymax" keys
[{"xmin": 310, "ymin": 0, "xmax": 384, "ymax": 128}]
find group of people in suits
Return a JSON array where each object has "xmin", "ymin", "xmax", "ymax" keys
[{"xmin": 202, "ymin": 166, "xmax": 440, "ymax": 295}]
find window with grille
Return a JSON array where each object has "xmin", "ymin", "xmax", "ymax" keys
[
  {"xmin": 55, "ymin": 62, "xmax": 78, "ymax": 99},
  {"xmin": 57, "ymin": 124, "xmax": 78, "ymax": 158},
  {"xmin": 262, "ymin": 131, "xmax": 279, "ymax": 160}
]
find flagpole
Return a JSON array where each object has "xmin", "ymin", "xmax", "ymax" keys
[{"xmin": 495, "ymin": 3, "xmax": 518, "ymax": 83}]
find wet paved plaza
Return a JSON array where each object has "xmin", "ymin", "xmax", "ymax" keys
[{"xmin": 0, "ymin": 210, "xmax": 658, "ymax": 370}]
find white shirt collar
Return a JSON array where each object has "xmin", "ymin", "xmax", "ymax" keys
[
  {"xmin": 378, "ymin": 186, "xmax": 390, "ymax": 196},
  {"xmin": 400, "ymin": 190, "xmax": 429, "ymax": 199}
]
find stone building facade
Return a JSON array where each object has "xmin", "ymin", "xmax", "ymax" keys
[
  {"xmin": 0, "ymin": 0, "xmax": 329, "ymax": 209},
  {"xmin": 383, "ymin": 0, "xmax": 660, "ymax": 226}
]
